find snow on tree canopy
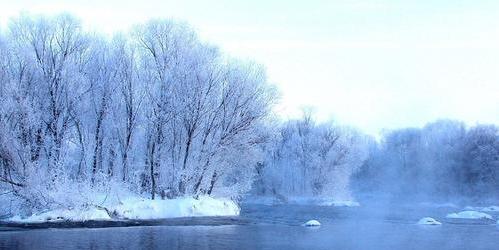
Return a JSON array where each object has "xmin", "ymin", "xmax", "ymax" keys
[{"xmin": 0, "ymin": 13, "xmax": 275, "ymax": 217}]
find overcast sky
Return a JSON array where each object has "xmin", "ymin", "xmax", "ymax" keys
[{"xmin": 1, "ymin": 0, "xmax": 498, "ymax": 135}]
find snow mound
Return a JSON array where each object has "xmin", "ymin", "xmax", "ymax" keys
[
  {"xmin": 446, "ymin": 211, "xmax": 493, "ymax": 220},
  {"xmin": 303, "ymin": 220, "xmax": 321, "ymax": 227},
  {"xmin": 464, "ymin": 206, "xmax": 499, "ymax": 212},
  {"xmin": 417, "ymin": 217, "xmax": 442, "ymax": 225},
  {"xmin": 8, "ymin": 196, "xmax": 239, "ymax": 223},
  {"xmin": 8, "ymin": 208, "xmax": 112, "ymax": 223},
  {"xmin": 115, "ymin": 196, "xmax": 239, "ymax": 220}
]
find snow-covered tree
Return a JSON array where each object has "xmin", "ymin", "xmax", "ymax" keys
[
  {"xmin": 0, "ymin": 14, "xmax": 276, "ymax": 215},
  {"xmin": 256, "ymin": 112, "xmax": 370, "ymax": 201},
  {"xmin": 353, "ymin": 120, "xmax": 499, "ymax": 202}
]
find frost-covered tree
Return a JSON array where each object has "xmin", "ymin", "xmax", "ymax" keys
[
  {"xmin": 353, "ymin": 120, "xmax": 499, "ymax": 202},
  {"xmin": 0, "ymin": 14, "xmax": 276, "ymax": 215},
  {"xmin": 461, "ymin": 125, "xmax": 499, "ymax": 197},
  {"xmin": 134, "ymin": 21, "xmax": 274, "ymax": 198},
  {"xmin": 256, "ymin": 112, "xmax": 370, "ymax": 201}
]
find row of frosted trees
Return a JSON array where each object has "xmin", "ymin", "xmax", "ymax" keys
[
  {"xmin": 0, "ymin": 14, "xmax": 274, "ymax": 210},
  {"xmin": 353, "ymin": 120, "xmax": 499, "ymax": 202},
  {"xmin": 253, "ymin": 117, "xmax": 498, "ymax": 203},
  {"xmin": 253, "ymin": 112, "xmax": 371, "ymax": 201}
]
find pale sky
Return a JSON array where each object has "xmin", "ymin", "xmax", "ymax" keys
[{"xmin": 1, "ymin": 0, "xmax": 498, "ymax": 135}]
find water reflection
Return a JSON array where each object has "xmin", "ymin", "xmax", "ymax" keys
[{"xmin": 0, "ymin": 205, "xmax": 498, "ymax": 250}]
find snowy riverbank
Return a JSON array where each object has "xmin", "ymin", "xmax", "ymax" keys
[
  {"xmin": 7, "ymin": 196, "xmax": 239, "ymax": 223},
  {"xmin": 244, "ymin": 196, "xmax": 360, "ymax": 207}
]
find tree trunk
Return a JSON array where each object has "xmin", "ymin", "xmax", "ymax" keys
[{"xmin": 207, "ymin": 171, "xmax": 218, "ymax": 195}]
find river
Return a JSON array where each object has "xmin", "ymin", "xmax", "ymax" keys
[{"xmin": 0, "ymin": 203, "xmax": 498, "ymax": 249}]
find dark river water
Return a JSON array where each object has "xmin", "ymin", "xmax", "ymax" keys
[{"xmin": 0, "ymin": 203, "xmax": 498, "ymax": 250}]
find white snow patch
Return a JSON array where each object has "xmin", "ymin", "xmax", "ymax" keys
[
  {"xmin": 8, "ymin": 196, "xmax": 239, "ymax": 223},
  {"xmin": 303, "ymin": 219, "xmax": 321, "ymax": 227},
  {"xmin": 417, "ymin": 217, "xmax": 442, "ymax": 225},
  {"xmin": 446, "ymin": 211, "xmax": 493, "ymax": 220},
  {"xmin": 245, "ymin": 196, "xmax": 360, "ymax": 207},
  {"xmin": 114, "ymin": 196, "xmax": 239, "ymax": 220},
  {"xmin": 464, "ymin": 205, "xmax": 499, "ymax": 212},
  {"xmin": 8, "ymin": 208, "xmax": 111, "ymax": 223}
]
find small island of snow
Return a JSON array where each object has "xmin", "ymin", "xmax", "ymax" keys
[
  {"xmin": 446, "ymin": 211, "xmax": 492, "ymax": 220},
  {"xmin": 8, "ymin": 196, "xmax": 240, "ymax": 223},
  {"xmin": 417, "ymin": 217, "xmax": 442, "ymax": 225},
  {"xmin": 303, "ymin": 220, "xmax": 321, "ymax": 227}
]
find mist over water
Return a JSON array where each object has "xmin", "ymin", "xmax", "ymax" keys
[{"xmin": 351, "ymin": 119, "xmax": 499, "ymax": 207}]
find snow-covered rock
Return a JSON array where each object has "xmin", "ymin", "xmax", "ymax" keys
[
  {"xmin": 303, "ymin": 219, "xmax": 321, "ymax": 227},
  {"xmin": 446, "ymin": 211, "xmax": 493, "ymax": 220},
  {"xmin": 8, "ymin": 196, "xmax": 240, "ymax": 223},
  {"xmin": 417, "ymin": 217, "xmax": 442, "ymax": 225}
]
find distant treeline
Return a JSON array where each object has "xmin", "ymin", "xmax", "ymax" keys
[
  {"xmin": 353, "ymin": 120, "xmax": 499, "ymax": 202},
  {"xmin": 254, "ymin": 117, "xmax": 498, "ymax": 203}
]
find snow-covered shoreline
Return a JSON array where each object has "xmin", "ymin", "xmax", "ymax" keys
[
  {"xmin": 7, "ymin": 196, "xmax": 239, "ymax": 223},
  {"xmin": 244, "ymin": 196, "xmax": 360, "ymax": 207}
]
